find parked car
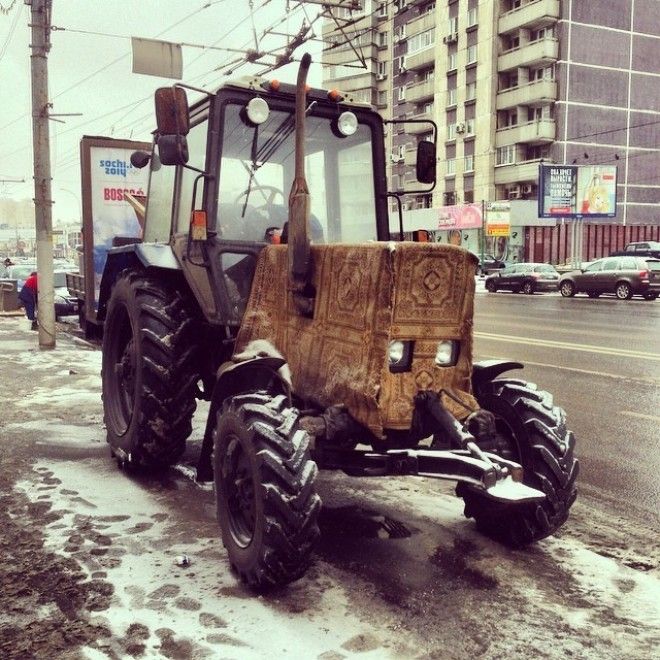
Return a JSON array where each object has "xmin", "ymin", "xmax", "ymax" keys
[
  {"xmin": 470, "ymin": 252, "xmax": 507, "ymax": 275},
  {"xmin": 485, "ymin": 263, "xmax": 560, "ymax": 294},
  {"xmin": 610, "ymin": 241, "xmax": 660, "ymax": 260},
  {"xmin": 0, "ymin": 263, "xmax": 37, "ymax": 288},
  {"xmin": 559, "ymin": 256, "xmax": 660, "ymax": 300},
  {"xmin": 53, "ymin": 270, "xmax": 79, "ymax": 318}
]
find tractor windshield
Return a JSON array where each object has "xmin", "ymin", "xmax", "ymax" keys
[{"xmin": 217, "ymin": 102, "xmax": 378, "ymax": 244}]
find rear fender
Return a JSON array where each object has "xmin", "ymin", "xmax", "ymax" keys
[
  {"xmin": 472, "ymin": 360, "xmax": 523, "ymax": 395},
  {"xmin": 97, "ymin": 243, "xmax": 180, "ymax": 321}
]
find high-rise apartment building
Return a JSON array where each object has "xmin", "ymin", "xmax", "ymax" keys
[{"xmin": 323, "ymin": 0, "xmax": 660, "ymax": 225}]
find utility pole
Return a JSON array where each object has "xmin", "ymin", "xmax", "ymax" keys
[{"xmin": 29, "ymin": 0, "xmax": 56, "ymax": 348}]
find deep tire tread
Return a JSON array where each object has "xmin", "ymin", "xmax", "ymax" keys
[
  {"xmin": 214, "ymin": 392, "xmax": 321, "ymax": 590},
  {"xmin": 459, "ymin": 380, "xmax": 578, "ymax": 547},
  {"xmin": 103, "ymin": 270, "xmax": 200, "ymax": 468}
]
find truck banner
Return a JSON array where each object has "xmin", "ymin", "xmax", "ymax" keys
[{"xmin": 80, "ymin": 136, "xmax": 151, "ymax": 319}]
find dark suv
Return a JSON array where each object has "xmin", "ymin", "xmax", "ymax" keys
[
  {"xmin": 559, "ymin": 256, "xmax": 660, "ymax": 300},
  {"xmin": 485, "ymin": 263, "xmax": 560, "ymax": 294}
]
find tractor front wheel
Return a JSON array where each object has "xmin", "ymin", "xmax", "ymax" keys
[
  {"xmin": 458, "ymin": 379, "xmax": 578, "ymax": 546},
  {"xmin": 213, "ymin": 392, "xmax": 321, "ymax": 590}
]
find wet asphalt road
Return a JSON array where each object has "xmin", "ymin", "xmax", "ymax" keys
[{"xmin": 473, "ymin": 290, "xmax": 660, "ymax": 525}]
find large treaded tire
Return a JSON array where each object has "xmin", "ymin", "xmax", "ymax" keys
[
  {"xmin": 102, "ymin": 271, "xmax": 200, "ymax": 469},
  {"xmin": 458, "ymin": 379, "xmax": 578, "ymax": 547},
  {"xmin": 213, "ymin": 392, "xmax": 321, "ymax": 591}
]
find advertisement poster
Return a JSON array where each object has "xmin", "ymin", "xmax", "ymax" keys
[
  {"xmin": 80, "ymin": 137, "xmax": 151, "ymax": 318},
  {"xmin": 436, "ymin": 203, "xmax": 483, "ymax": 230},
  {"xmin": 485, "ymin": 201, "xmax": 511, "ymax": 237},
  {"xmin": 539, "ymin": 164, "xmax": 617, "ymax": 218}
]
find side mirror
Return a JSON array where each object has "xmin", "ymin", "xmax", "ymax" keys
[
  {"xmin": 130, "ymin": 151, "xmax": 151, "ymax": 169},
  {"xmin": 155, "ymin": 86, "xmax": 190, "ymax": 136},
  {"xmin": 416, "ymin": 141, "xmax": 436, "ymax": 184},
  {"xmin": 157, "ymin": 134, "xmax": 189, "ymax": 166}
]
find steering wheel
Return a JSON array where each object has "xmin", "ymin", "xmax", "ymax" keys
[
  {"xmin": 234, "ymin": 185, "xmax": 287, "ymax": 241},
  {"xmin": 235, "ymin": 185, "xmax": 285, "ymax": 209}
]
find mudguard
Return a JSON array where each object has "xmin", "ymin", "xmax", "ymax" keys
[
  {"xmin": 97, "ymin": 243, "xmax": 180, "ymax": 320},
  {"xmin": 471, "ymin": 359, "xmax": 523, "ymax": 394},
  {"xmin": 196, "ymin": 355, "xmax": 293, "ymax": 482}
]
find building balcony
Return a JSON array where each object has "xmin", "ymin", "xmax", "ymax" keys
[
  {"xmin": 498, "ymin": 38, "xmax": 558, "ymax": 72},
  {"xmin": 406, "ymin": 47, "xmax": 435, "ymax": 71},
  {"xmin": 406, "ymin": 12, "xmax": 435, "ymax": 38},
  {"xmin": 404, "ymin": 148, "xmax": 417, "ymax": 167},
  {"xmin": 494, "ymin": 158, "xmax": 549, "ymax": 185},
  {"xmin": 499, "ymin": 0, "xmax": 560, "ymax": 34},
  {"xmin": 325, "ymin": 44, "xmax": 379, "ymax": 66},
  {"xmin": 325, "ymin": 71, "xmax": 375, "ymax": 92},
  {"xmin": 496, "ymin": 119, "xmax": 556, "ymax": 146},
  {"xmin": 406, "ymin": 79, "xmax": 435, "ymax": 103},
  {"xmin": 406, "ymin": 112, "xmax": 435, "ymax": 133},
  {"xmin": 496, "ymin": 79, "xmax": 557, "ymax": 110}
]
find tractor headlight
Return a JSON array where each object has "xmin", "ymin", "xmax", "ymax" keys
[
  {"xmin": 434, "ymin": 340, "xmax": 458, "ymax": 366},
  {"xmin": 388, "ymin": 340, "xmax": 413, "ymax": 373},
  {"xmin": 337, "ymin": 111, "xmax": 358, "ymax": 136},
  {"xmin": 246, "ymin": 97, "xmax": 270, "ymax": 125}
]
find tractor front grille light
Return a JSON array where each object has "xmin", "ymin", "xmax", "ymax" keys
[
  {"xmin": 434, "ymin": 340, "xmax": 459, "ymax": 367},
  {"xmin": 388, "ymin": 340, "xmax": 413, "ymax": 373}
]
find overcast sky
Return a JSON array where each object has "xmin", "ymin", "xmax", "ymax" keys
[{"xmin": 0, "ymin": 0, "xmax": 330, "ymax": 222}]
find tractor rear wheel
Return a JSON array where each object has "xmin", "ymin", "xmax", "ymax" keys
[
  {"xmin": 102, "ymin": 271, "xmax": 200, "ymax": 469},
  {"xmin": 213, "ymin": 392, "xmax": 321, "ymax": 590},
  {"xmin": 457, "ymin": 379, "xmax": 578, "ymax": 547}
]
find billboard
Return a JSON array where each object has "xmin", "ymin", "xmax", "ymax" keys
[
  {"xmin": 436, "ymin": 203, "xmax": 483, "ymax": 230},
  {"xmin": 485, "ymin": 201, "xmax": 510, "ymax": 237},
  {"xmin": 538, "ymin": 164, "xmax": 617, "ymax": 218},
  {"xmin": 80, "ymin": 136, "xmax": 151, "ymax": 320}
]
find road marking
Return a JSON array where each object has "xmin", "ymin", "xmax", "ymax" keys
[
  {"xmin": 476, "ymin": 355, "xmax": 660, "ymax": 384},
  {"xmin": 474, "ymin": 331, "xmax": 660, "ymax": 361},
  {"xmin": 620, "ymin": 410, "xmax": 660, "ymax": 423}
]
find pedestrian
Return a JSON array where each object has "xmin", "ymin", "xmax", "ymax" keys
[{"xmin": 18, "ymin": 271, "xmax": 38, "ymax": 330}]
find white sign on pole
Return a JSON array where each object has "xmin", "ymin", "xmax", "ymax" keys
[{"xmin": 132, "ymin": 37, "xmax": 183, "ymax": 79}]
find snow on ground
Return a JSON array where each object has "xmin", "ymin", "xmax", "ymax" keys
[{"xmin": 16, "ymin": 461, "xmax": 416, "ymax": 659}]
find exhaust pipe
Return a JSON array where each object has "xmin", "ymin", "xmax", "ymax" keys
[{"xmin": 287, "ymin": 52, "xmax": 314, "ymax": 316}]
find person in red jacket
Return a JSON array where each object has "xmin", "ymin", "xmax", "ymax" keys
[{"xmin": 18, "ymin": 271, "xmax": 38, "ymax": 330}]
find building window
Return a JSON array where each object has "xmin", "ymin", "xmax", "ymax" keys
[
  {"xmin": 531, "ymin": 65, "xmax": 555, "ymax": 81},
  {"xmin": 423, "ymin": 69, "xmax": 435, "ymax": 82},
  {"xmin": 464, "ymin": 190, "xmax": 474, "ymax": 203},
  {"xmin": 500, "ymin": 71, "xmax": 518, "ymax": 90},
  {"xmin": 465, "ymin": 118, "xmax": 475, "ymax": 135},
  {"xmin": 464, "ymin": 155, "xmax": 474, "ymax": 172},
  {"xmin": 467, "ymin": 7, "xmax": 478, "ymax": 27},
  {"xmin": 447, "ymin": 88, "xmax": 457, "ymax": 106},
  {"xmin": 496, "ymin": 145, "xmax": 516, "ymax": 165},
  {"xmin": 425, "ymin": 2, "xmax": 435, "ymax": 14},
  {"xmin": 447, "ymin": 123, "xmax": 457, "ymax": 140},
  {"xmin": 377, "ymin": 90, "xmax": 387, "ymax": 106},
  {"xmin": 466, "ymin": 81, "xmax": 477, "ymax": 100},
  {"xmin": 444, "ymin": 191, "xmax": 457, "ymax": 205},
  {"xmin": 525, "ymin": 145, "xmax": 550, "ymax": 161},
  {"xmin": 377, "ymin": 2, "xmax": 388, "ymax": 18},
  {"xmin": 398, "ymin": 55, "xmax": 407, "ymax": 73},
  {"xmin": 398, "ymin": 86, "xmax": 406, "ymax": 102},
  {"xmin": 422, "ymin": 101, "xmax": 433, "ymax": 114},
  {"xmin": 378, "ymin": 61, "xmax": 388, "ymax": 77},
  {"xmin": 466, "ymin": 45, "xmax": 477, "ymax": 64},
  {"xmin": 448, "ymin": 16, "xmax": 458, "ymax": 34},
  {"xmin": 446, "ymin": 158, "xmax": 456, "ymax": 175},
  {"xmin": 503, "ymin": 34, "xmax": 520, "ymax": 51},
  {"xmin": 407, "ymin": 28, "xmax": 435, "ymax": 54},
  {"xmin": 448, "ymin": 51, "xmax": 458, "ymax": 70},
  {"xmin": 394, "ymin": 25, "xmax": 407, "ymax": 41},
  {"xmin": 530, "ymin": 26, "xmax": 555, "ymax": 42},
  {"xmin": 378, "ymin": 31, "xmax": 388, "ymax": 47},
  {"xmin": 528, "ymin": 105, "xmax": 552, "ymax": 121}
]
